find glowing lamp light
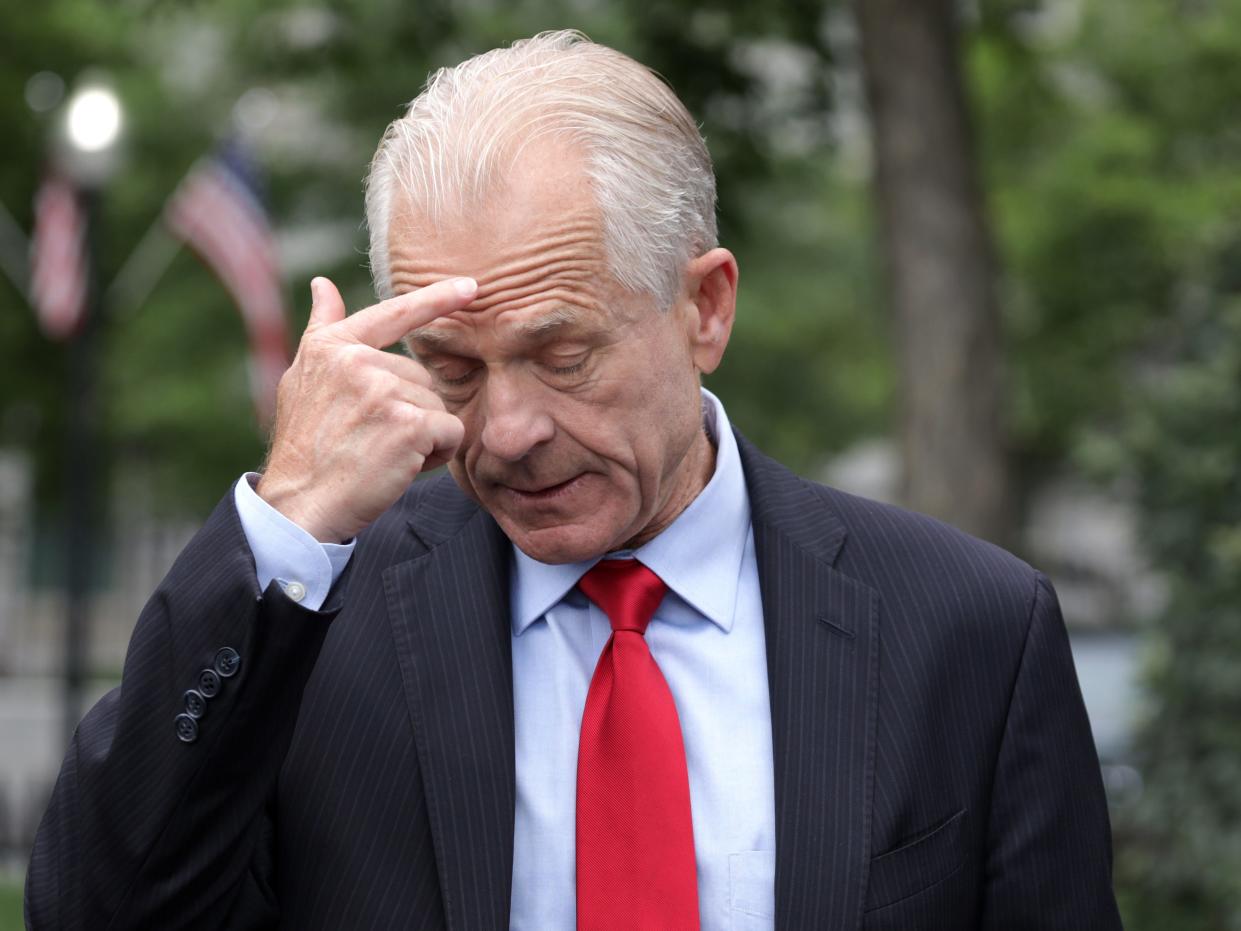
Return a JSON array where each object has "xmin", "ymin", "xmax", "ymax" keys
[{"xmin": 65, "ymin": 86, "xmax": 122, "ymax": 154}]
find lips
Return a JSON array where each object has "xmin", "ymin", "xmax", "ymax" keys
[{"xmin": 498, "ymin": 474, "xmax": 584, "ymax": 499}]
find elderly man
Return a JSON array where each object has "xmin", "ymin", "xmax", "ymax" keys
[{"xmin": 27, "ymin": 30, "xmax": 1121, "ymax": 931}]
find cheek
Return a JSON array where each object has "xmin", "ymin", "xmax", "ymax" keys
[
  {"xmin": 592, "ymin": 378, "xmax": 696, "ymax": 485},
  {"xmin": 448, "ymin": 347, "xmax": 693, "ymax": 480}
]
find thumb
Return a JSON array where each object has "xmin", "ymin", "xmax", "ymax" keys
[{"xmin": 307, "ymin": 276, "xmax": 346, "ymax": 330}]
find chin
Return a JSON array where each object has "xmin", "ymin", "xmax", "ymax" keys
[{"xmin": 500, "ymin": 518, "xmax": 624, "ymax": 566}]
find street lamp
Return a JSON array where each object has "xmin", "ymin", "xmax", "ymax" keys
[
  {"xmin": 66, "ymin": 87, "xmax": 122, "ymax": 153},
  {"xmin": 58, "ymin": 81, "xmax": 124, "ymax": 185},
  {"xmin": 54, "ymin": 77, "xmax": 123, "ymax": 748}
]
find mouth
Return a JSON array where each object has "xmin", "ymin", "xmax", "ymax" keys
[{"xmin": 497, "ymin": 473, "xmax": 586, "ymax": 502}]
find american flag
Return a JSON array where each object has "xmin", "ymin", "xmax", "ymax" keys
[
  {"xmin": 165, "ymin": 140, "xmax": 290, "ymax": 424},
  {"xmin": 30, "ymin": 171, "xmax": 89, "ymax": 340}
]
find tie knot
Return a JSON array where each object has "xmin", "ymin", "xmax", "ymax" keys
[{"xmin": 577, "ymin": 558, "xmax": 668, "ymax": 635}]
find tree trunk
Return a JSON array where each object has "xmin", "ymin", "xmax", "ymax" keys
[{"xmin": 855, "ymin": 0, "xmax": 1012, "ymax": 546}]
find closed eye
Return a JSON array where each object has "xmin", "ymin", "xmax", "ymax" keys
[
  {"xmin": 438, "ymin": 370, "xmax": 477, "ymax": 386},
  {"xmin": 427, "ymin": 359, "xmax": 480, "ymax": 386},
  {"xmin": 547, "ymin": 360, "xmax": 586, "ymax": 377}
]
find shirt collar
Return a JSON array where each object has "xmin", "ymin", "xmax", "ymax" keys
[{"xmin": 510, "ymin": 387, "xmax": 751, "ymax": 636}]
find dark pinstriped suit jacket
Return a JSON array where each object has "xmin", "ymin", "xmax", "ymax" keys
[{"xmin": 26, "ymin": 432, "xmax": 1122, "ymax": 930}]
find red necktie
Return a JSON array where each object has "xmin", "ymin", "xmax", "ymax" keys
[{"xmin": 575, "ymin": 558, "xmax": 700, "ymax": 930}]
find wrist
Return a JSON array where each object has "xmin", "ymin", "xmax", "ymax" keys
[{"xmin": 255, "ymin": 471, "xmax": 346, "ymax": 543}]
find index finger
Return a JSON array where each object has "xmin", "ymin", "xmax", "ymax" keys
[{"xmin": 336, "ymin": 277, "xmax": 478, "ymax": 349}]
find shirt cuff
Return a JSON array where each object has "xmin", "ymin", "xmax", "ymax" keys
[{"xmin": 233, "ymin": 473, "xmax": 355, "ymax": 611}]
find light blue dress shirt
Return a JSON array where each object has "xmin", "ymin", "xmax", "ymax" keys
[
  {"xmin": 234, "ymin": 387, "xmax": 777, "ymax": 930},
  {"xmin": 234, "ymin": 473, "xmax": 354, "ymax": 607}
]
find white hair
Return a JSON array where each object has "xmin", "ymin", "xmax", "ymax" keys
[{"xmin": 364, "ymin": 29, "xmax": 718, "ymax": 309}]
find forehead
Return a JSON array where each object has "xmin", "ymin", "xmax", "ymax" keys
[
  {"xmin": 388, "ymin": 140, "xmax": 650, "ymax": 346},
  {"xmin": 389, "ymin": 138, "xmax": 602, "ymax": 277}
]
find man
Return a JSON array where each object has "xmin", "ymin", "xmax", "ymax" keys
[{"xmin": 26, "ymin": 30, "xmax": 1122, "ymax": 930}]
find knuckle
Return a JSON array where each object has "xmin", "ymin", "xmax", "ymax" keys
[
  {"xmin": 387, "ymin": 400, "xmax": 420, "ymax": 428},
  {"xmin": 344, "ymin": 361, "xmax": 372, "ymax": 392},
  {"xmin": 338, "ymin": 342, "xmax": 367, "ymax": 367},
  {"xmin": 359, "ymin": 370, "xmax": 398, "ymax": 404},
  {"xmin": 374, "ymin": 370, "xmax": 402, "ymax": 398}
]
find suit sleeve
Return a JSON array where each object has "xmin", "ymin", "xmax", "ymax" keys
[
  {"xmin": 24, "ymin": 488, "xmax": 347, "ymax": 931},
  {"xmin": 979, "ymin": 572, "xmax": 1123, "ymax": 930}
]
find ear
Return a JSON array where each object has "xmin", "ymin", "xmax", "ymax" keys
[{"xmin": 680, "ymin": 247, "xmax": 738, "ymax": 376}]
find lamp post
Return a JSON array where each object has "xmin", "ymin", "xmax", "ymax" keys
[{"xmin": 56, "ymin": 79, "xmax": 122, "ymax": 749}]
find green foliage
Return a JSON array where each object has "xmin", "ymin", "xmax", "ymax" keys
[
  {"xmin": 0, "ymin": 880, "xmax": 21, "ymax": 931},
  {"xmin": 1, "ymin": 0, "xmax": 882, "ymax": 525},
  {"xmin": 966, "ymin": 0, "xmax": 1241, "ymax": 498},
  {"xmin": 714, "ymin": 158, "xmax": 890, "ymax": 470},
  {"xmin": 4, "ymin": 0, "xmax": 1240, "ymax": 922},
  {"xmin": 1108, "ymin": 304, "xmax": 1241, "ymax": 930},
  {"xmin": 966, "ymin": 2, "xmax": 1241, "ymax": 922}
]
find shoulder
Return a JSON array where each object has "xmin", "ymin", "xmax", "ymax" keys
[
  {"xmin": 825, "ymin": 482, "xmax": 1044, "ymax": 640},
  {"xmin": 736, "ymin": 432, "xmax": 1043, "ymax": 639},
  {"xmin": 769, "ymin": 477, "xmax": 1052, "ymax": 694}
]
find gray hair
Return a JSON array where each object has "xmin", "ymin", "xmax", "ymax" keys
[{"xmin": 364, "ymin": 29, "xmax": 717, "ymax": 309}]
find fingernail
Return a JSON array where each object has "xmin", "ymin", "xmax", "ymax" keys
[
  {"xmin": 310, "ymin": 277, "xmax": 322, "ymax": 306},
  {"xmin": 454, "ymin": 277, "xmax": 477, "ymax": 297}
]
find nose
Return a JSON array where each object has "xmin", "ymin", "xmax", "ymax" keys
[{"xmin": 479, "ymin": 372, "xmax": 555, "ymax": 462}]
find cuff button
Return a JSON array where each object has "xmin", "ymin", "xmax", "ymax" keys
[
  {"xmin": 197, "ymin": 668, "xmax": 221, "ymax": 698},
  {"xmin": 214, "ymin": 646, "xmax": 241, "ymax": 679},
  {"xmin": 183, "ymin": 689, "xmax": 207, "ymax": 719},
  {"xmin": 284, "ymin": 580, "xmax": 307, "ymax": 603},
  {"xmin": 174, "ymin": 713, "xmax": 199, "ymax": 743}
]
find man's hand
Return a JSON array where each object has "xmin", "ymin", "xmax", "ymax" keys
[{"xmin": 256, "ymin": 275, "xmax": 478, "ymax": 543}]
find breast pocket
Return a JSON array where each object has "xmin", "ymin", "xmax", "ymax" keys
[
  {"xmin": 864, "ymin": 808, "xmax": 968, "ymax": 912},
  {"xmin": 729, "ymin": 850, "xmax": 775, "ymax": 931}
]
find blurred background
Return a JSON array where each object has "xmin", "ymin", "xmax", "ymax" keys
[{"xmin": 2, "ymin": 0, "xmax": 1239, "ymax": 927}]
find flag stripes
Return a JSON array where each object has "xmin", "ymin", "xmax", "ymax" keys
[
  {"xmin": 165, "ymin": 142, "xmax": 290, "ymax": 423},
  {"xmin": 30, "ymin": 172, "xmax": 89, "ymax": 340}
]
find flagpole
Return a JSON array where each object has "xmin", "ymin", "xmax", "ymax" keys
[
  {"xmin": 0, "ymin": 197, "xmax": 31, "ymax": 299},
  {"xmin": 105, "ymin": 216, "xmax": 181, "ymax": 321},
  {"xmin": 53, "ymin": 80, "xmax": 123, "ymax": 750}
]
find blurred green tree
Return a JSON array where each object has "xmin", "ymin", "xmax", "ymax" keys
[
  {"xmin": 2, "ymin": 1, "xmax": 892, "ymax": 529},
  {"xmin": 968, "ymin": 0, "xmax": 1241, "ymax": 924},
  {"xmin": 970, "ymin": 0, "xmax": 1241, "ymax": 511},
  {"xmin": 1106, "ymin": 303, "xmax": 1241, "ymax": 930}
]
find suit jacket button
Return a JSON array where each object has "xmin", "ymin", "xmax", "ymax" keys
[
  {"xmin": 174, "ymin": 713, "xmax": 199, "ymax": 743},
  {"xmin": 183, "ymin": 689, "xmax": 207, "ymax": 719},
  {"xmin": 213, "ymin": 647, "xmax": 241, "ymax": 679},
  {"xmin": 197, "ymin": 668, "xmax": 221, "ymax": 698}
]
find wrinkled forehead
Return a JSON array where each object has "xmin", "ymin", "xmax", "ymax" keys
[
  {"xmin": 387, "ymin": 198, "xmax": 613, "ymax": 339},
  {"xmin": 390, "ymin": 134, "xmax": 602, "ymax": 251},
  {"xmin": 387, "ymin": 140, "xmax": 653, "ymax": 350}
]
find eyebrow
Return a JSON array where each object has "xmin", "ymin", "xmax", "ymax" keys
[
  {"xmin": 512, "ymin": 306, "xmax": 588, "ymax": 340},
  {"xmin": 407, "ymin": 305, "xmax": 592, "ymax": 353}
]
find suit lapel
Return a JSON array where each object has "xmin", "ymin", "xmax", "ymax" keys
[
  {"xmin": 737, "ymin": 433, "xmax": 881, "ymax": 931},
  {"xmin": 383, "ymin": 479, "xmax": 515, "ymax": 931}
]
